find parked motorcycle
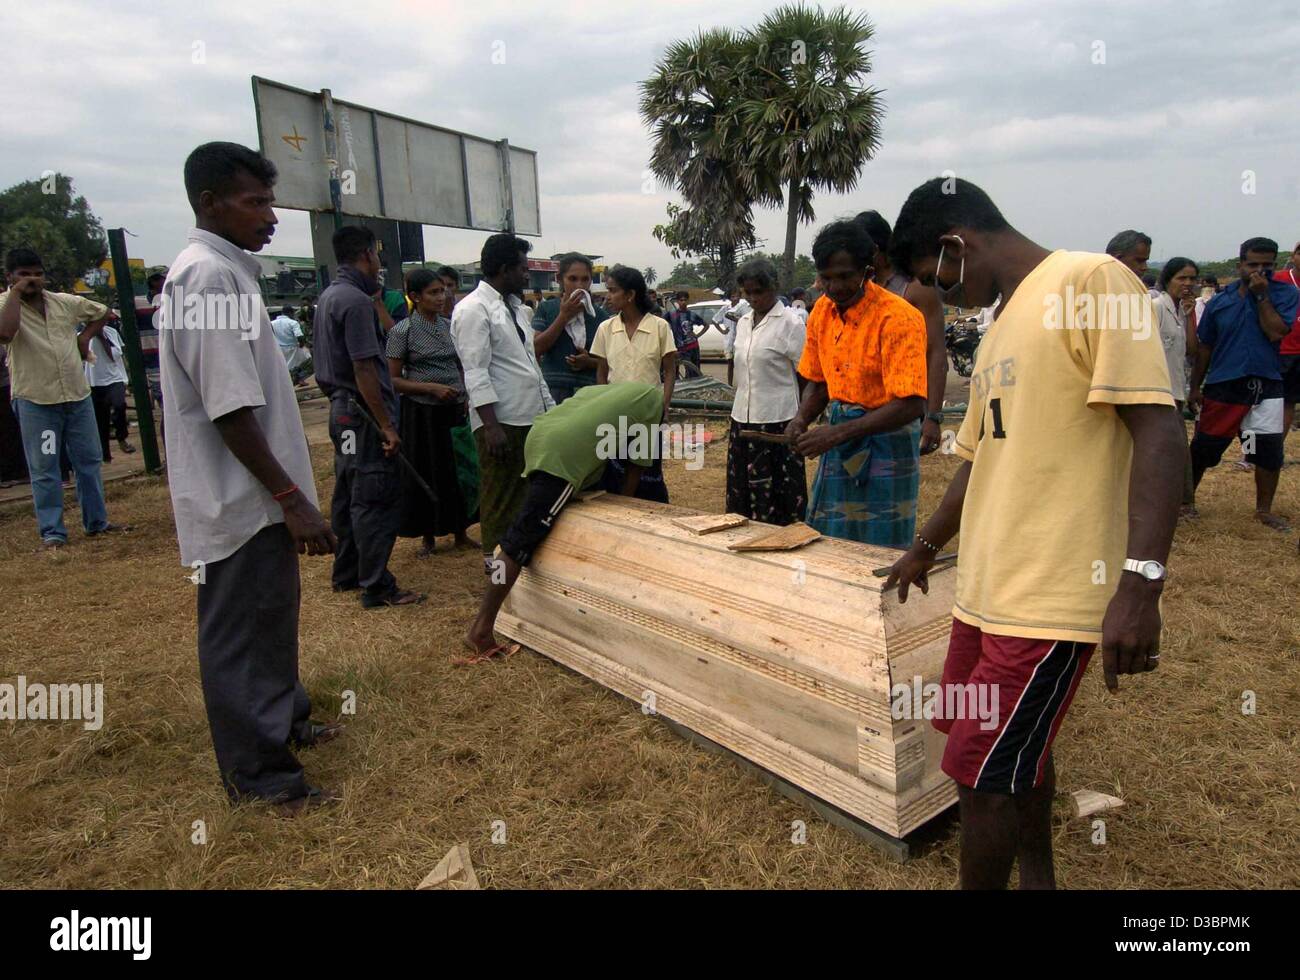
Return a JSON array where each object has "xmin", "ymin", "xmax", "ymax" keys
[{"xmin": 945, "ymin": 317, "xmax": 982, "ymax": 378}]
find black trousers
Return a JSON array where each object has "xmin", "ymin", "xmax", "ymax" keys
[
  {"xmin": 196, "ymin": 523, "xmax": 313, "ymax": 802},
  {"xmin": 0, "ymin": 384, "xmax": 27, "ymax": 482},
  {"xmin": 90, "ymin": 382, "xmax": 128, "ymax": 461},
  {"xmin": 328, "ymin": 391, "xmax": 401, "ymax": 598}
]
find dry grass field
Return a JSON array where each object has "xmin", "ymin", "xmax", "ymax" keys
[{"xmin": 0, "ymin": 414, "xmax": 1297, "ymax": 889}]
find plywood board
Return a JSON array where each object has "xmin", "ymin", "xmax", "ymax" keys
[
  {"xmin": 671, "ymin": 513, "xmax": 750, "ymax": 535},
  {"xmin": 728, "ymin": 522, "xmax": 821, "ymax": 552}
]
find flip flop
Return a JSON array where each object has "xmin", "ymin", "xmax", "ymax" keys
[
  {"xmin": 361, "ymin": 588, "xmax": 427, "ymax": 609},
  {"xmin": 452, "ymin": 641, "xmax": 521, "ymax": 666}
]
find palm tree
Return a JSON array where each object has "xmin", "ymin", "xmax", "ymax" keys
[
  {"xmin": 738, "ymin": 4, "xmax": 885, "ymax": 292},
  {"xmin": 643, "ymin": 266, "xmax": 657, "ymax": 287},
  {"xmin": 640, "ymin": 29, "xmax": 775, "ymax": 290}
]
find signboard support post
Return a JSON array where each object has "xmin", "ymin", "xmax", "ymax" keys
[
  {"xmin": 321, "ymin": 88, "xmax": 343, "ymax": 232},
  {"xmin": 107, "ymin": 228, "xmax": 162, "ymax": 474},
  {"xmin": 497, "ymin": 138, "xmax": 514, "ymax": 233}
]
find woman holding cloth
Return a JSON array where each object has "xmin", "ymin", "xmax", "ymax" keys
[
  {"xmin": 727, "ymin": 257, "xmax": 808, "ymax": 525},
  {"xmin": 386, "ymin": 269, "xmax": 479, "ymax": 555},
  {"xmin": 1154, "ymin": 257, "xmax": 1200, "ymax": 517}
]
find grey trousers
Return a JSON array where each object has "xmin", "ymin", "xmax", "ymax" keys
[
  {"xmin": 328, "ymin": 391, "xmax": 401, "ymax": 598},
  {"xmin": 196, "ymin": 523, "xmax": 312, "ymax": 802}
]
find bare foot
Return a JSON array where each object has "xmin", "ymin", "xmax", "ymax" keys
[
  {"xmin": 1255, "ymin": 511, "xmax": 1291, "ymax": 532},
  {"xmin": 1178, "ymin": 504, "xmax": 1199, "ymax": 521}
]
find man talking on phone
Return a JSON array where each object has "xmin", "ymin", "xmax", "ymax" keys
[{"xmin": 1188, "ymin": 237, "xmax": 1297, "ymax": 530}]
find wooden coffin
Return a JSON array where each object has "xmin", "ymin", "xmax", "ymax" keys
[{"xmin": 497, "ymin": 496, "xmax": 958, "ymax": 839}]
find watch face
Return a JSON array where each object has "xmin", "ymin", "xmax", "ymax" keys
[{"xmin": 1142, "ymin": 561, "xmax": 1163, "ymax": 580}]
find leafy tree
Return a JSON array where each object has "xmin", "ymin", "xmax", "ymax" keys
[
  {"xmin": 0, "ymin": 174, "xmax": 107, "ymax": 289},
  {"xmin": 738, "ymin": 5, "xmax": 884, "ymax": 291},
  {"xmin": 643, "ymin": 266, "xmax": 657, "ymax": 287},
  {"xmin": 752, "ymin": 251, "xmax": 817, "ymax": 289},
  {"xmin": 641, "ymin": 29, "xmax": 774, "ymax": 291}
]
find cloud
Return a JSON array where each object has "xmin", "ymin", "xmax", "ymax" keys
[{"xmin": 2, "ymin": 0, "xmax": 1296, "ymax": 276}]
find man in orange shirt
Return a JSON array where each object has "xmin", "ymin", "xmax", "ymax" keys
[{"xmin": 786, "ymin": 219, "xmax": 929, "ymax": 546}]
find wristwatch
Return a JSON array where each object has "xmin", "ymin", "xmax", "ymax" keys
[
  {"xmin": 1122, "ymin": 558, "xmax": 1167, "ymax": 582},
  {"xmin": 925, "ymin": 411, "xmax": 944, "ymax": 425}
]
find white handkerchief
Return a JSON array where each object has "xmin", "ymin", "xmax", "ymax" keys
[{"xmin": 565, "ymin": 289, "xmax": 595, "ymax": 349}]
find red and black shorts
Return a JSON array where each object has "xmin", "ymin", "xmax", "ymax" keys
[
  {"xmin": 497, "ymin": 471, "xmax": 575, "ymax": 567},
  {"xmin": 1190, "ymin": 376, "xmax": 1285, "ymax": 472},
  {"xmin": 935, "ymin": 619, "xmax": 1095, "ymax": 794}
]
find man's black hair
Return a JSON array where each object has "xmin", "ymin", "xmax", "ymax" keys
[
  {"xmin": 1158, "ymin": 257, "xmax": 1199, "ymax": 291},
  {"xmin": 280, "ymin": 304, "xmax": 295, "ymax": 317},
  {"xmin": 1240, "ymin": 237, "xmax": 1279, "ymax": 261},
  {"xmin": 1105, "ymin": 229, "xmax": 1152, "ymax": 258},
  {"xmin": 147, "ymin": 272, "xmax": 165, "ymax": 285},
  {"xmin": 890, "ymin": 177, "xmax": 1011, "ymax": 278},
  {"xmin": 481, "ymin": 233, "xmax": 531, "ymax": 278},
  {"xmin": 812, "ymin": 219, "xmax": 876, "ymax": 271},
  {"xmin": 434, "ymin": 265, "xmax": 459, "ymax": 285},
  {"xmin": 406, "ymin": 267, "xmax": 440, "ymax": 297},
  {"xmin": 332, "ymin": 225, "xmax": 376, "ymax": 265},
  {"xmin": 855, "ymin": 210, "xmax": 893, "ymax": 256},
  {"xmin": 673, "ymin": 289, "xmax": 690, "ymax": 301},
  {"xmin": 790, "ymin": 286, "xmax": 806, "ymax": 298},
  {"xmin": 4, "ymin": 247, "xmax": 43, "ymax": 274},
  {"xmin": 183, "ymin": 142, "xmax": 277, "ymax": 211}
]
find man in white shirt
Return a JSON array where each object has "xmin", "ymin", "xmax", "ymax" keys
[
  {"xmin": 84, "ymin": 320, "xmax": 135, "ymax": 462},
  {"xmin": 451, "ymin": 233, "xmax": 555, "ymax": 561},
  {"xmin": 787, "ymin": 288, "xmax": 810, "ymax": 326},
  {"xmin": 713, "ymin": 286, "xmax": 751, "ymax": 385},
  {"xmin": 161, "ymin": 141, "xmax": 340, "ymax": 814}
]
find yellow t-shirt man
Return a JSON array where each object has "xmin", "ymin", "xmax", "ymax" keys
[
  {"xmin": 590, "ymin": 313, "xmax": 675, "ymax": 387},
  {"xmin": 951, "ymin": 251, "xmax": 1174, "ymax": 644}
]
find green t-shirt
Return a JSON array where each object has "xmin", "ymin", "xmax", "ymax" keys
[{"xmin": 523, "ymin": 382, "xmax": 664, "ymax": 490}]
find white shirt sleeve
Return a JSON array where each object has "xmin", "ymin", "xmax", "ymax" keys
[{"xmin": 451, "ymin": 299, "xmax": 499, "ymax": 411}]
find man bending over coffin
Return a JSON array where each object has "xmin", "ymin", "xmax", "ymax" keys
[{"xmin": 462, "ymin": 381, "xmax": 664, "ymax": 662}]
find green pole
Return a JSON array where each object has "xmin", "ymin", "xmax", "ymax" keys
[{"xmin": 107, "ymin": 228, "xmax": 162, "ymax": 473}]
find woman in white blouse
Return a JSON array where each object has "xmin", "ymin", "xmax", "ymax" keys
[
  {"xmin": 727, "ymin": 258, "xmax": 808, "ymax": 525},
  {"xmin": 1154, "ymin": 256, "xmax": 1200, "ymax": 517}
]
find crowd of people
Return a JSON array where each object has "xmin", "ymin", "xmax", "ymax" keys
[{"xmin": 4, "ymin": 137, "xmax": 1298, "ymax": 889}]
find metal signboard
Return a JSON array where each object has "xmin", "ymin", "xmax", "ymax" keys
[{"xmin": 252, "ymin": 76, "xmax": 540, "ymax": 235}]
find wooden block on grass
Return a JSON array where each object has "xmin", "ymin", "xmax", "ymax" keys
[
  {"xmin": 1071, "ymin": 789, "xmax": 1124, "ymax": 818},
  {"xmin": 416, "ymin": 844, "xmax": 480, "ymax": 890}
]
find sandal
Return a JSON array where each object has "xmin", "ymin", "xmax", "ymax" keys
[
  {"xmin": 452, "ymin": 641, "xmax": 521, "ymax": 666},
  {"xmin": 361, "ymin": 588, "xmax": 427, "ymax": 609}
]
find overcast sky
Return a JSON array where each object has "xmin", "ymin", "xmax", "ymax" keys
[{"xmin": 7, "ymin": 0, "xmax": 1297, "ymax": 274}]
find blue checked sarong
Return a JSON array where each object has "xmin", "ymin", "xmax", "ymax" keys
[{"xmin": 806, "ymin": 401, "xmax": 920, "ymax": 548}]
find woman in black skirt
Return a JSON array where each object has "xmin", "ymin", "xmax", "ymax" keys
[
  {"xmin": 386, "ymin": 269, "xmax": 479, "ymax": 556},
  {"xmin": 726, "ymin": 257, "xmax": 807, "ymax": 525}
]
